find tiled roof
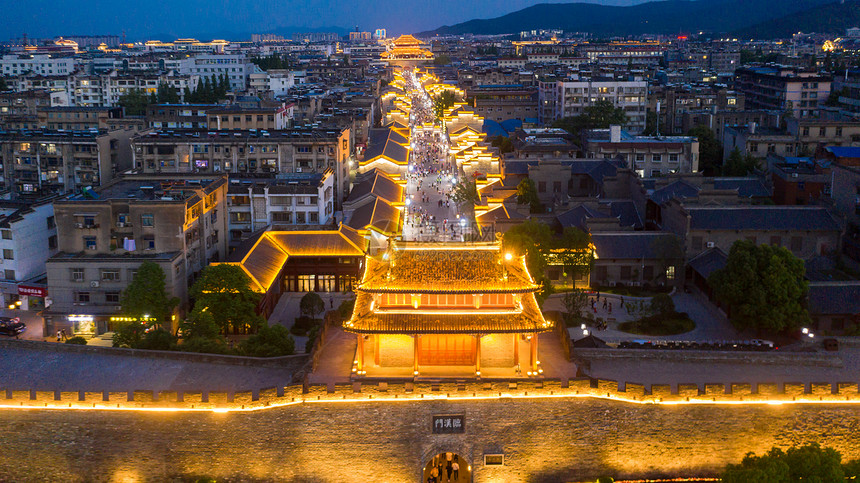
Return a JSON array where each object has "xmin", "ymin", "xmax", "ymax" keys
[
  {"xmin": 591, "ymin": 232, "xmax": 681, "ymax": 260},
  {"xmin": 649, "ymin": 179, "xmax": 700, "ymax": 205},
  {"xmin": 346, "ymin": 169, "xmax": 404, "ymax": 204},
  {"xmin": 712, "ymin": 178, "xmax": 771, "ymax": 198},
  {"xmin": 688, "ymin": 247, "xmax": 728, "ymax": 279},
  {"xmin": 357, "ymin": 243, "xmax": 540, "ymax": 294},
  {"xmin": 807, "ymin": 282, "xmax": 860, "ymax": 315},
  {"xmin": 686, "ymin": 207, "xmax": 841, "ymax": 231},
  {"xmin": 346, "ymin": 197, "xmax": 402, "ymax": 235}
]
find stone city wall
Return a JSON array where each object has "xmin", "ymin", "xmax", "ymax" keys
[{"xmin": 3, "ymin": 393, "xmax": 860, "ymax": 482}]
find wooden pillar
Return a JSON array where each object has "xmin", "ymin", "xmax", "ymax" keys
[
  {"xmin": 356, "ymin": 335, "xmax": 364, "ymax": 373},
  {"xmin": 530, "ymin": 333, "xmax": 538, "ymax": 372},
  {"xmin": 413, "ymin": 335, "xmax": 419, "ymax": 374},
  {"xmin": 514, "ymin": 334, "xmax": 520, "ymax": 369},
  {"xmin": 475, "ymin": 335, "xmax": 481, "ymax": 375}
]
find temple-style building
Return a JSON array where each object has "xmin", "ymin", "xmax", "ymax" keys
[
  {"xmin": 381, "ymin": 35, "xmax": 435, "ymax": 67},
  {"xmin": 344, "ymin": 241, "xmax": 553, "ymax": 379}
]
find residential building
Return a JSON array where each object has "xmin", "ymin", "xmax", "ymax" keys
[
  {"xmin": 542, "ymin": 77, "xmax": 648, "ymax": 132},
  {"xmin": 37, "ymin": 106, "xmax": 123, "ymax": 130},
  {"xmin": 647, "ymin": 84, "xmax": 744, "ymax": 135},
  {"xmin": 585, "ymin": 125, "xmax": 699, "ymax": 177},
  {"xmin": 44, "ymin": 175, "xmax": 229, "ymax": 336},
  {"xmin": 734, "ymin": 66, "xmax": 831, "ymax": 118},
  {"xmin": 766, "ymin": 155, "xmax": 829, "ymax": 205},
  {"xmin": 0, "ymin": 54, "xmax": 74, "ymax": 77},
  {"xmin": 0, "ymin": 129, "xmax": 136, "ymax": 196},
  {"xmin": 590, "ymin": 232, "xmax": 684, "ymax": 290},
  {"xmin": 178, "ymin": 54, "xmax": 260, "ymax": 91},
  {"xmin": 131, "ymin": 128, "xmax": 352, "ymax": 209},
  {"xmin": 145, "ymin": 104, "xmax": 218, "ymax": 129},
  {"xmin": 0, "ymin": 196, "xmax": 59, "ymax": 309},
  {"xmin": 206, "ymin": 106, "xmax": 291, "ymax": 130},
  {"xmin": 226, "ymin": 170, "xmax": 336, "ymax": 249},
  {"xmin": 468, "ymin": 85, "xmax": 539, "ymax": 123}
]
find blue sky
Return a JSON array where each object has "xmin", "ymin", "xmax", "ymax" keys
[{"xmin": 4, "ymin": 0, "xmax": 648, "ymax": 40}]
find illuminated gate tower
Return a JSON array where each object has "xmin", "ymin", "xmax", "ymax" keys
[{"xmin": 344, "ymin": 241, "xmax": 552, "ymax": 379}]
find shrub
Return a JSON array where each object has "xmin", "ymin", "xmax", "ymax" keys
[
  {"xmin": 180, "ymin": 337, "xmax": 234, "ymax": 355},
  {"xmin": 240, "ymin": 325, "xmax": 295, "ymax": 357},
  {"xmin": 337, "ymin": 298, "xmax": 356, "ymax": 319},
  {"xmin": 64, "ymin": 336, "xmax": 88, "ymax": 345},
  {"xmin": 650, "ymin": 293, "xmax": 675, "ymax": 314},
  {"xmin": 136, "ymin": 328, "xmax": 176, "ymax": 351},
  {"xmin": 300, "ymin": 292, "xmax": 325, "ymax": 320},
  {"xmin": 618, "ymin": 311, "xmax": 694, "ymax": 336}
]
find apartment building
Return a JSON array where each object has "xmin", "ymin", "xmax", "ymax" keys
[
  {"xmin": 723, "ymin": 119, "xmax": 860, "ymax": 161},
  {"xmin": 541, "ymin": 77, "xmax": 648, "ymax": 132},
  {"xmin": 226, "ymin": 169, "xmax": 335, "ymax": 248},
  {"xmin": 585, "ymin": 125, "xmax": 700, "ymax": 177},
  {"xmin": 734, "ymin": 66, "xmax": 831, "ymax": 118},
  {"xmin": 0, "ymin": 129, "xmax": 135, "ymax": 196},
  {"xmin": 206, "ymin": 106, "xmax": 291, "ymax": 130},
  {"xmin": 647, "ymin": 84, "xmax": 744, "ymax": 135},
  {"xmin": 0, "ymin": 55, "xmax": 74, "ymax": 77},
  {"xmin": 468, "ymin": 85, "xmax": 539, "ymax": 123},
  {"xmin": 131, "ymin": 127, "xmax": 352, "ymax": 208},
  {"xmin": 178, "ymin": 54, "xmax": 260, "ymax": 91},
  {"xmin": 146, "ymin": 104, "xmax": 219, "ymax": 129},
  {"xmin": 37, "ymin": 106, "xmax": 123, "ymax": 130},
  {"xmin": 0, "ymin": 197, "xmax": 59, "ymax": 309},
  {"xmin": 44, "ymin": 175, "xmax": 229, "ymax": 336}
]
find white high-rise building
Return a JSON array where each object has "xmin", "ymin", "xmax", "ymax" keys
[{"xmin": 0, "ymin": 55, "xmax": 74, "ymax": 77}]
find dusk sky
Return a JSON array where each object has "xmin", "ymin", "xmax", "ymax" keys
[{"xmin": 4, "ymin": 0, "xmax": 648, "ymax": 40}]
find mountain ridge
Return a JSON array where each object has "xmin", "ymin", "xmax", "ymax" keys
[{"xmin": 418, "ymin": 0, "xmax": 839, "ymax": 37}]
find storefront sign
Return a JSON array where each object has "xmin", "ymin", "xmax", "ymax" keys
[
  {"xmin": 484, "ymin": 454, "xmax": 504, "ymax": 466},
  {"xmin": 18, "ymin": 285, "xmax": 47, "ymax": 297},
  {"xmin": 432, "ymin": 415, "xmax": 465, "ymax": 434}
]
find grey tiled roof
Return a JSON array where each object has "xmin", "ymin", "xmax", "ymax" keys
[
  {"xmin": 807, "ymin": 283, "xmax": 860, "ymax": 315},
  {"xmin": 688, "ymin": 248, "xmax": 728, "ymax": 279},
  {"xmin": 591, "ymin": 232, "xmax": 681, "ymax": 260},
  {"xmin": 686, "ymin": 207, "xmax": 841, "ymax": 232}
]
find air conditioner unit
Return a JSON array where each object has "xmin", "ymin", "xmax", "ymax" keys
[
  {"xmin": 87, "ymin": 245, "xmax": 97, "ymax": 251},
  {"xmin": 116, "ymin": 222, "xmax": 125, "ymax": 228},
  {"xmin": 114, "ymin": 306, "xmax": 122, "ymax": 311},
  {"xmin": 296, "ymin": 167, "xmax": 302, "ymax": 173},
  {"xmin": 90, "ymin": 281, "xmax": 100, "ymax": 288},
  {"xmin": 791, "ymin": 173, "xmax": 799, "ymax": 178},
  {"xmin": 706, "ymin": 241, "xmax": 715, "ymax": 248},
  {"xmin": 75, "ymin": 223, "xmax": 84, "ymax": 228}
]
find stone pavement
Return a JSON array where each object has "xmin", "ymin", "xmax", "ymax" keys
[
  {"xmin": 543, "ymin": 290, "xmax": 738, "ymax": 344},
  {"xmin": 268, "ymin": 291, "xmax": 354, "ymax": 353},
  {"xmin": 0, "ymin": 340, "xmax": 307, "ymax": 392},
  {"xmin": 307, "ymin": 325, "xmax": 356, "ymax": 387}
]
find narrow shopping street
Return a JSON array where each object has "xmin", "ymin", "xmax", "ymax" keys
[{"xmin": 400, "ymin": 70, "xmax": 472, "ymax": 242}]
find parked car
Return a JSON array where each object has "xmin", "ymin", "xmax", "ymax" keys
[{"xmin": 0, "ymin": 317, "xmax": 25, "ymax": 337}]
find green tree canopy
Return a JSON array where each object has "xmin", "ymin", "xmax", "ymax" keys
[
  {"xmin": 709, "ymin": 240, "xmax": 810, "ymax": 334},
  {"xmin": 723, "ymin": 147, "xmax": 760, "ymax": 176},
  {"xmin": 240, "ymin": 324, "xmax": 296, "ymax": 357},
  {"xmin": 516, "ymin": 178, "xmax": 543, "ymax": 213},
  {"xmin": 723, "ymin": 444, "xmax": 845, "ymax": 483},
  {"xmin": 156, "ymin": 82, "xmax": 180, "ymax": 104},
  {"xmin": 433, "ymin": 90, "xmax": 457, "ymax": 122},
  {"xmin": 451, "ymin": 178, "xmax": 480, "ymax": 207},
  {"xmin": 120, "ymin": 261, "xmax": 178, "ymax": 327},
  {"xmin": 552, "ymin": 98, "xmax": 627, "ymax": 138},
  {"xmin": 433, "ymin": 54, "xmax": 452, "ymax": 65},
  {"xmin": 688, "ymin": 125, "xmax": 723, "ymax": 176},
  {"xmin": 118, "ymin": 88, "xmax": 151, "ymax": 116},
  {"xmin": 491, "ymin": 136, "xmax": 514, "ymax": 154},
  {"xmin": 190, "ymin": 264, "xmax": 263, "ymax": 334},
  {"xmin": 300, "ymin": 292, "xmax": 325, "ymax": 320},
  {"xmin": 251, "ymin": 53, "xmax": 290, "ymax": 71}
]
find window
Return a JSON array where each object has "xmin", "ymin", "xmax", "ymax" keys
[
  {"xmin": 141, "ymin": 213, "xmax": 154, "ymax": 227},
  {"xmin": 84, "ymin": 237, "xmax": 97, "ymax": 250},
  {"xmin": 666, "ymin": 266, "xmax": 675, "ymax": 280},
  {"xmin": 1, "ymin": 230, "xmax": 11, "ymax": 240},
  {"xmin": 750, "ymin": 143, "xmax": 758, "ymax": 152},
  {"xmin": 790, "ymin": 236, "xmax": 803, "ymax": 252},
  {"xmin": 553, "ymin": 181, "xmax": 562, "ymax": 193},
  {"xmin": 101, "ymin": 269, "xmax": 120, "ymax": 282},
  {"xmin": 802, "ymin": 127, "xmax": 810, "ymax": 136},
  {"xmin": 144, "ymin": 235, "xmax": 155, "ymax": 250},
  {"xmin": 127, "ymin": 269, "xmax": 138, "ymax": 281},
  {"xmin": 2, "ymin": 249, "xmax": 12, "ymax": 260},
  {"xmin": 819, "ymin": 127, "xmax": 826, "ymax": 137},
  {"xmin": 105, "ymin": 292, "xmax": 120, "ymax": 304},
  {"xmin": 837, "ymin": 127, "xmax": 843, "ymax": 137},
  {"xmin": 652, "ymin": 154, "xmax": 662, "ymax": 162},
  {"xmin": 634, "ymin": 154, "xmax": 645, "ymax": 162},
  {"xmin": 668, "ymin": 154, "xmax": 679, "ymax": 163},
  {"xmin": 71, "ymin": 268, "xmax": 84, "ymax": 282},
  {"xmin": 48, "ymin": 235, "xmax": 57, "ymax": 250},
  {"xmin": 76, "ymin": 292, "xmax": 90, "ymax": 303}
]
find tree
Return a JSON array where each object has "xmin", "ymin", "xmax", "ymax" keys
[
  {"xmin": 117, "ymin": 88, "xmax": 151, "ymax": 116},
  {"xmin": 190, "ymin": 264, "xmax": 263, "ymax": 334},
  {"xmin": 451, "ymin": 178, "xmax": 480, "ymax": 207},
  {"xmin": 723, "ymin": 147, "xmax": 760, "ymax": 176},
  {"xmin": 709, "ymin": 240, "xmax": 810, "ymax": 334},
  {"xmin": 240, "ymin": 324, "xmax": 295, "ymax": 357},
  {"xmin": 562, "ymin": 289, "xmax": 588, "ymax": 325},
  {"xmin": 723, "ymin": 444, "xmax": 844, "ymax": 483},
  {"xmin": 554, "ymin": 227, "xmax": 594, "ymax": 280},
  {"xmin": 552, "ymin": 99, "xmax": 627, "ymax": 138},
  {"xmin": 156, "ymin": 82, "xmax": 180, "ymax": 104},
  {"xmin": 688, "ymin": 125, "xmax": 723, "ymax": 176},
  {"xmin": 433, "ymin": 90, "xmax": 457, "ymax": 122},
  {"xmin": 641, "ymin": 111, "xmax": 663, "ymax": 136},
  {"xmin": 112, "ymin": 321, "xmax": 147, "ymax": 348},
  {"xmin": 0, "ymin": 76, "xmax": 7, "ymax": 92},
  {"xmin": 516, "ymin": 178, "xmax": 543, "ymax": 213},
  {"xmin": 136, "ymin": 328, "xmax": 177, "ymax": 351},
  {"xmin": 433, "ymin": 54, "xmax": 452, "ymax": 65},
  {"xmin": 179, "ymin": 307, "xmax": 223, "ymax": 340},
  {"xmin": 120, "ymin": 261, "xmax": 178, "ymax": 328},
  {"xmin": 300, "ymin": 292, "xmax": 325, "ymax": 320},
  {"xmin": 491, "ymin": 136, "xmax": 514, "ymax": 154},
  {"xmin": 650, "ymin": 293, "xmax": 675, "ymax": 314}
]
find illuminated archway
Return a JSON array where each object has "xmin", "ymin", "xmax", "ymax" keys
[{"xmin": 423, "ymin": 452, "xmax": 471, "ymax": 482}]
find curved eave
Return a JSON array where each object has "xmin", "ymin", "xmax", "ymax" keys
[
  {"xmin": 354, "ymin": 287, "xmax": 540, "ymax": 295},
  {"xmin": 342, "ymin": 327, "xmax": 553, "ymax": 335}
]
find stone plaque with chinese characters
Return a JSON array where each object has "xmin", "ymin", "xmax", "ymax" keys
[{"xmin": 432, "ymin": 414, "xmax": 465, "ymax": 434}]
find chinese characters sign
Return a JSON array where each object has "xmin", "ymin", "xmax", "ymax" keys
[{"xmin": 432, "ymin": 415, "xmax": 465, "ymax": 434}]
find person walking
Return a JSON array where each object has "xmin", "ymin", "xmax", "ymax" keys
[
  {"xmin": 446, "ymin": 459, "xmax": 453, "ymax": 482},
  {"xmin": 452, "ymin": 460, "xmax": 459, "ymax": 481},
  {"xmin": 56, "ymin": 330, "xmax": 62, "ymax": 342}
]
